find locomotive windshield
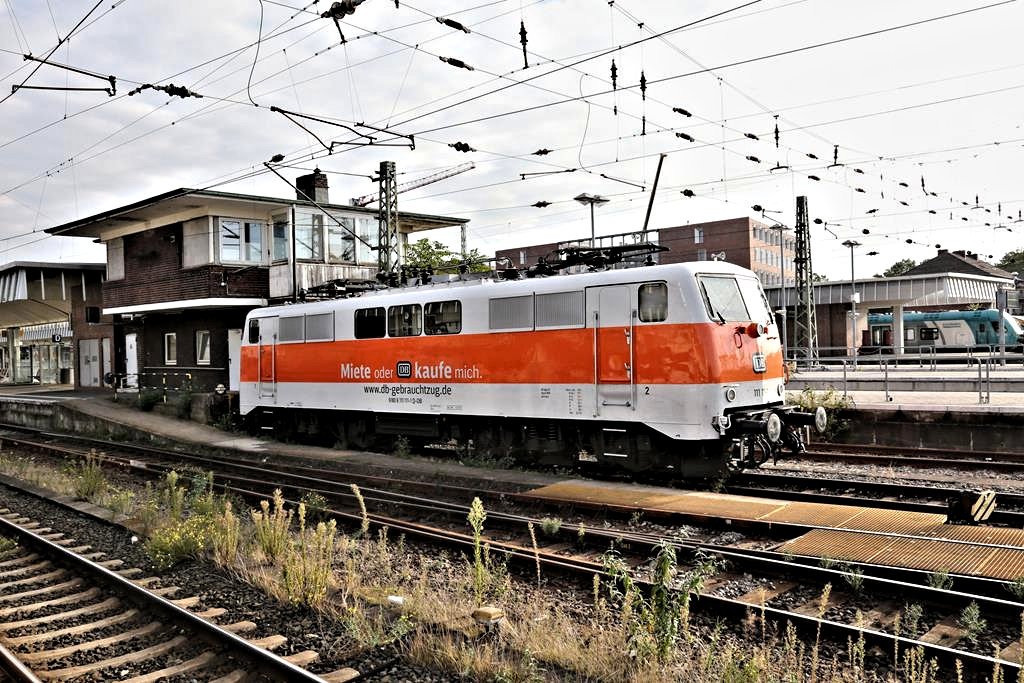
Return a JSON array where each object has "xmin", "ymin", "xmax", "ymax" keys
[{"xmin": 698, "ymin": 275, "xmax": 773, "ymax": 324}]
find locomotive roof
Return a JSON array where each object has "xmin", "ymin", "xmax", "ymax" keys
[{"xmin": 250, "ymin": 261, "xmax": 756, "ymax": 317}]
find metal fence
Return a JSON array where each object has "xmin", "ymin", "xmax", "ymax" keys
[{"xmin": 112, "ymin": 371, "xmax": 192, "ymax": 403}]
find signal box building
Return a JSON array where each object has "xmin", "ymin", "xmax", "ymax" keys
[{"xmin": 45, "ymin": 172, "xmax": 467, "ymax": 400}]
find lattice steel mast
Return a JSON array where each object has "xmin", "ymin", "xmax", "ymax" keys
[
  {"xmin": 377, "ymin": 161, "xmax": 400, "ymax": 277},
  {"xmin": 793, "ymin": 195, "xmax": 818, "ymax": 364}
]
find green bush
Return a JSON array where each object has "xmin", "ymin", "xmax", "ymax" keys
[
  {"xmin": 137, "ymin": 389, "xmax": 163, "ymax": 412},
  {"xmin": 68, "ymin": 452, "xmax": 108, "ymax": 502},
  {"xmin": 145, "ymin": 513, "xmax": 215, "ymax": 571},
  {"xmin": 791, "ymin": 388, "xmax": 853, "ymax": 441},
  {"xmin": 174, "ymin": 390, "xmax": 193, "ymax": 419}
]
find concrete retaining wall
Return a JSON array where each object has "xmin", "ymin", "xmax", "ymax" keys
[
  {"xmin": 0, "ymin": 398, "xmax": 180, "ymax": 447},
  {"xmin": 826, "ymin": 406, "xmax": 1024, "ymax": 454}
]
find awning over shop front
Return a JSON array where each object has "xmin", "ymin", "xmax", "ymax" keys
[{"xmin": 20, "ymin": 320, "xmax": 72, "ymax": 342}]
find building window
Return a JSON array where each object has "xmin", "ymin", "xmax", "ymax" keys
[
  {"xmin": 272, "ymin": 214, "xmax": 289, "ymax": 261},
  {"xmin": 164, "ymin": 333, "xmax": 177, "ymax": 365},
  {"xmin": 327, "ymin": 217, "xmax": 356, "ymax": 264},
  {"xmin": 354, "ymin": 307, "xmax": 386, "ymax": 339},
  {"xmin": 424, "ymin": 301, "xmax": 462, "ymax": 335},
  {"xmin": 196, "ymin": 330, "xmax": 211, "ymax": 365},
  {"xmin": 388, "ymin": 304, "xmax": 422, "ymax": 337},
  {"xmin": 355, "ymin": 217, "xmax": 379, "ymax": 265},
  {"xmin": 639, "ymin": 283, "xmax": 668, "ymax": 322},
  {"xmin": 697, "ymin": 248, "xmax": 707, "ymax": 261},
  {"xmin": 220, "ymin": 219, "xmax": 263, "ymax": 264},
  {"xmin": 295, "ymin": 213, "xmax": 324, "ymax": 260},
  {"xmin": 694, "ymin": 227, "xmax": 704, "ymax": 244},
  {"xmin": 107, "ymin": 238, "xmax": 125, "ymax": 280}
]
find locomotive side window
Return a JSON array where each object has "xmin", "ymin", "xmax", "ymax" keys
[
  {"xmin": 697, "ymin": 275, "xmax": 749, "ymax": 322},
  {"xmin": 905, "ymin": 328, "xmax": 916, "ymax": 342},
  {"xmin": 305, "ymin": 312, "xmax": 335, "ymax": 342},
  {"xmin": 388, "ymin": 304, "xmax": 422, "ymax": 337},
  {"xmin": 489, "ymin": 295, "xmax": 534, "ymax": 330},
  {"xmin": 248, "ymin": 319, "xmax": 260, "ymax": 343},
  {"xmin": 354, "ymin": 307, "xmax": 385, "ymax": 339},
  {"xmin": 638, "ymin": 283, "xmax": 668, "ymax": 322},
  {"xmin": 424, "ymin": 301, "xmax": 461, "ymax": 335},
  {"xmin": 279, "ymin": 316, "xmax": 304, "ymax": 343},
  {"xmin": 535, "ymin": 291, "xmax": 584, "ymax": 328}
]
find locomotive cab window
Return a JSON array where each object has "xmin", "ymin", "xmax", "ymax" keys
[
  {"xmin": 388, "ymin": 304, "xmax": 422, "ymax": 337},
  {"xmin": 248, "ymin": 319, "xmax": 259, "ymax": 343},
  {"xmin": 354, "ymin": 307, "xmax": 385, "ymax": 339},
  {"xmin": 638, "ymin": 283, "xmax": 668, "ymax": 322},
  {"xmin": 697, "ymin": 275, "xmax": 749, "ymax": 322},
  {"xmin": 424, "ymin": 301, "xmax": 461, "ymax": 335}
]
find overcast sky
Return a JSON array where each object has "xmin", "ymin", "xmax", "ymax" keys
[{"xmin": 1, "ymin": 0, "xmax": 1022, "ymax": 279}]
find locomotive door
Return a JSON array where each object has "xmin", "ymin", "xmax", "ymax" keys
[
  {"xmin": 588, "ymin": 285, "xmax": 635, "ymax": 414},
  {"xmin": 255, "ymin": 317, "xmax": 278, "ymax": 400}
]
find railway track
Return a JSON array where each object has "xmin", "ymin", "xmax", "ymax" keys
[
  {"xmin": 1, "ymin": 426, "xmax": 1023, "ymax": 676},
  {"xmin": 795, "ymin": 442, "xmax": 1024, "ymax": 472},
  {"xmin": 0, "ymin": 505, "xmax": 353, "ymax": 682}
]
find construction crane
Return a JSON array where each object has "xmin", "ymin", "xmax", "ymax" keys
[{"xmin": 350, "ymin": 162, "xmax": 475, "ymax": 207}]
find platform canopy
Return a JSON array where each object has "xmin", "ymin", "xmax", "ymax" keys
[
  {"xmin": 0, "ymin": 262, "xmax": 105, "ymax": 329},
  {"xmin": 765, "ymin": 271, "xmax": 1014, "ymax": 309}
]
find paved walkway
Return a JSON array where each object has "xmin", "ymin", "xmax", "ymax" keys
[{"xmin": 798, "ymin": 390, "xmax": 1024, "ymax": 412}]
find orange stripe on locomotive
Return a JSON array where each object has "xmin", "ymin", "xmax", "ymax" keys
[{"xmin": 239, "ymin": 322, "xmax": 784, "ymax": 385}]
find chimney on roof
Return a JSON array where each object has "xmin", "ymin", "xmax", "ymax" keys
[
  {"xmin": 938, "ymin": 249, "xmax": 948, "ymax": 255},
  {"xmin": 952, "ymin": 249, "xmax": 967, "ymax": 258},
  {"xmin": 296, "ymin": 168, "xmax": 329, "ymax": 204}
]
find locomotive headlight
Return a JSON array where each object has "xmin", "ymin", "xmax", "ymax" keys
[
  {"xmin": 777, "ymin": 382, "xmax": 784, "ymax": 397},
  {"xmin": 724, "ymin": 387, "xmax": 737, "ymax": 402},
  {"xmin": 814, "ymin": 406, "xmax": 828, "ymax": 433},
  {"xmin": 766, "ymin": 413, "xmax": 782, "ymax": 442}
]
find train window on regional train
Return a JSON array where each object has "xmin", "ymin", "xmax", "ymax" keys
[
  {"xmin": 920, "ymin": 328, "xmax": 939, "ymax": 342},
  {"xmin": 638, "ymin": 283, "xmax": 668, "ymax": 322},
  {"xmin": 424, "ymin": 301, "xmax": 461, "ymax": 335},
  {"xmin": 248, "ymin": 319, "xmax": 259, "ymax": 343},
  {"xmin": 697, "ymin": 275, "xmax": 749, "ymax": 322},
  {"xmin": 388, "ymin": 304, "xmax": 422, "ymax": 337},
  {"xmin": 354, "ymin": 307, "xmax": 386, "ymax": 339}
]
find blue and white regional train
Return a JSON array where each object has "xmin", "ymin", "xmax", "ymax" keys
[{"xmin": 865, "ymin": 310, "xmax": 1023, "ymax": 351}]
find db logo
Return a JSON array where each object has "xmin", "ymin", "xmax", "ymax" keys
[{"xmin": 396, "ymin": 361, "xmax": 412, "ymax": 378}]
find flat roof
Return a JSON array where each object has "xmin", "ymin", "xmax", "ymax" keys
[
  {"xmin": 766, "ymin": 271, "xmax": 1014, "ymax": 308},
  {"xmin": 45, "ymin": 188, "xmax": 469, "ymax": 239},
  {"xmin": 0, "ymin": 261, "xmax": 105, "ymax": 274}
]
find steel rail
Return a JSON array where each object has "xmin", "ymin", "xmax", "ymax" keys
[
  {"xmin": 0, "ymin": 514, "xmax": 327, "ymax": 683},
  {"xmin": 0, "ymin": 641, "xmax": 44, "ymax": 683}
]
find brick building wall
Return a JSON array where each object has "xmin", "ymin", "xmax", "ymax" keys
[{"xmin": 103, "ymin": 223, "xmax": 269, "ymax": 309}]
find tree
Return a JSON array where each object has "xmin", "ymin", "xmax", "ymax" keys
[
  {"xmin": 812, "ymin": 272, "xmax": 828, "ymax": 283},
  {"xmin": 997, "ymin": 249, "xmax": 1024, "ymax": 275},
  {"xmin": 404, "ymin": 238, "xmax": 489, "ymax": 272},
  {"xmin": 874, "ymin": 258, "xmax": 917, "ymax": 278}
]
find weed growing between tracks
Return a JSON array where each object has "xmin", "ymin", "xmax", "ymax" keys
[{"xmin": 791, "ymin": 388, "xmax": 854, "ymax": 442}]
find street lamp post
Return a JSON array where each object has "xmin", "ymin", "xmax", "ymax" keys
[
  {"xmin": 842, "ymin": 240, "xmax": 861, "ymax": 367},
  {"xmin": 574, "ymin": 193, "xmax": 610, "ymax": 247}
]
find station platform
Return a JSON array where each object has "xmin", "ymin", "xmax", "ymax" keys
[{"xmin": 791, "ymin": 365, "xmax": 1024, "ymax": 394}]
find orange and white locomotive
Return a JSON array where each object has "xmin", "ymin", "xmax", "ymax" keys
[{"xmin": 240, "ymin": 259, "xmax": 824, "ymax": 478}]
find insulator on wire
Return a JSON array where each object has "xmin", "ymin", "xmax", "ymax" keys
[
  {"xmin": 532, "ymin": 148, "xmax": 551, "ymax": 156},
  {"xmin": 928, "ymin": 209, "xmax": 937, "ymax": 214},
  {"xmin": 807, "ymin": 175, "xmax": 821, "ymax": 181},
  {"xmin": 833, "ymin": 144, "xmax": 839, "ymax": 165},
  {"xmin": 745, "ymin": 155, "xmax": 761, "ymax": 164},
  {"xmin": 921, "ymin": 176, "xmax": 927, "ymax": 193},
  {"xmin": 774, "ymin": 116, "xmax": 780, "ymax": 148},
  {"xmin": 862, "ymin": 229, "xmax": 870, "ymax": 234},
  {"xmin": 898, "ymin": 182, "xmax": 909, "ymax": 188},
  {"xmin": 853, "ymin": 168, "xmax": 864, "ymax": 174},
  {"xmin": 437, "ymin": 17, "xmax": 470, "ymax": 33},
  {"xmin": 807, "ymin": 153, "xmax": 818, "ymax": 160},
  {"xmin": 532, "ymin": 201, "xmax": 550, "ymax": 208},
  {"xmin": 519, "ymin": 20, "xmax": 528, "ymax": 69},
  {"xmin": 744, "ymin": 132, "xmax": 759, "ymax": 141},
  {"xmin": 449, "ymin": 141, "xmax": 475, "ymax": 152},
  {"xmin": 899, "ymin": 200, "xmax": 909, "ymax": 206},
  {"xmin": 675, "ymin": 132, "xmax": 694, "ymax": 142},
  {"xmin": 641, "ymin": 116, "xmax": 646, "ymax": 136},
  {"xmin": 672, "ymin": 107, "xmax": 691, "ymax": 117},
  {"xmin": 681, "ymin": 189, "xmax": 696, "ymax": 197},
  {"xmin": 610, "ymin": 60, "xmax": 617, "ymax": 90},
  {"xmin": 640, "ymin": 71, "xmax": 646, "ymax": 100},
  {"xmin": 855, "ymin": 187, "xmax": 865, "ymax": 193},
  {"xmin": 866, "ymin": 209, "xmax": 878, "ymax": 214},
  {"xmin": 906, "ymin": 239, "xmax": 913, "ymax": 244},
  {"xmin": 439, "ymin": 56, "xmax": 474, "ymax": 71}
]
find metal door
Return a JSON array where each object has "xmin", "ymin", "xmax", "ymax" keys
[
  {"xmin": 78, "ymin": 339, "xmax": 100, "ymax": 387},
  {"xmin": 124, "ymin": 333, "xmax": 138, "ymax": 388},
  {"xmin": 257, "ymin": 317, "xmax": 278, "ymax": 399},
  {"xmin": 589, "ymin": 285, "xmax": 634, "ymax": 412},
  {"xmin": 227, "ymin": 329, "xmax": 242, "ymax": 391}
]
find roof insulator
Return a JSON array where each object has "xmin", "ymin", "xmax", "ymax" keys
[
  {"xmin": 675, "ymin": 132, "xmax": 694, "ymax": 142},
  {"xmin": 672, "ymin": 107, "xmax": 691, "ymax": 117},
  {"xmin": 681, "ymin": 189, "xmax": 695, "ymax": 197}
]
